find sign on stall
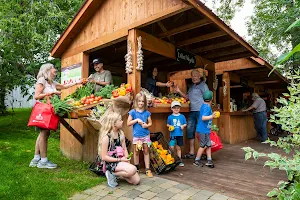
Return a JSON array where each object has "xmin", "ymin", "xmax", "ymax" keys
[
  {"xmin": 176, "ymin": 48, "xmax": 196, "ymax": 67},
  {"xmin": 61, "ymin": 63, "xmax": 82, "ymax": 84}
]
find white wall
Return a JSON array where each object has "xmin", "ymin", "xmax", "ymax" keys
[{"xmin": 5, "ymin": 86, "xmax": 36, "ymax": 108}]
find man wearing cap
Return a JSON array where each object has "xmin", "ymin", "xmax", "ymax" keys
[
  {"xmin": 88, "ymin": 58, "xmax": 112, "ymax": 92},
  {"xmin": 243, "ymin": 93, "xmax": 267, "ymax": 142}
]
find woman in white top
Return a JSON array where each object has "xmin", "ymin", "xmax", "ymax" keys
[{"xmin": 29, "ymin": 63, "xmax": 82, "ymax": 169}]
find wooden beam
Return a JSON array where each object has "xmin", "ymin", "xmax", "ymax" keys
[
  {"xmin": 158, "ymin": 18, "xmax": 212, "ymax": 38},
  {"xmin": 177, "ymin": 31, "xmax": 227, "ymax": 47},
  {"xmin": 127, "ymin": 29, "xmax": 141, "ymax": 95},
  {"xmin": 214, "ymin": 52, "xmax": 253, "ymax": 62},
  {"xmin": 157, "ymin": 21, "xmax": 173, "ymax": 43},
  {"xmin": 254, "ymin": 80, "xmax": 281, "ymax": 85},
  {"xmin": 205, "ymin": 47, "xmax": 247, "ymax": 59},
  {"xmin": 228, "ymin": 72, "xmax": 255, "ymax": 88},
  {"xmin": 215, "ymin": 58, "xmax": 261, "ymax": 74},
  {"xmin": 136, "ymin": 29, "xmax": 215, "ymax": 71},
  {"xmin": 191, "ymin": 40, "xmax": 239, "ymax": 53},
  {"xmin": 185, "ymin": 0, "xmax": 258, "ymax": 57}
]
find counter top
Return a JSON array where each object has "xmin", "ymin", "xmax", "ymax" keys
[{"xmin": 220, "ymin": 111, "xmax": 253, "ymax": 116}]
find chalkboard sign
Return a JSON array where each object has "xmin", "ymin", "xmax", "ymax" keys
[
  {"xmin": 240, "ymin": 77, "xmax": 248, "ymax": 87},
  {"xmin": 176, "ymin": 48, "xmax": 196, "ymax": 67}
]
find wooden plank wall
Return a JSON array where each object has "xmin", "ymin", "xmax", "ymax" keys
[{"xmin": 67, "ymin": 0, "xmax": 186, "ymax": 52}]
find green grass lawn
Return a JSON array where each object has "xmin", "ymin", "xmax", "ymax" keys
[{"xmin": 0, "ymin": 109, "xmax": 105, "ymax": 200}]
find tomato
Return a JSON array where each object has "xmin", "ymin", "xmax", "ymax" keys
[
  {"xmin": 81, "ymin": 97, "xmax": 86, "ymax": 101},
  {"xmin": 93, "ymin": 100, "xmax": 98, "ymax": 104},
  {"xmin": 90, "ymin": 94, "xmax": 95, "ymax": 98},
  {"xmin": 90, "ymin": 98, "xmax": 94, "ymax": 102}
]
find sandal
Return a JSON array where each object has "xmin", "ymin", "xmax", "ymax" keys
[
  {"xmin": 183, "ymin": 153, "xmax": 196, "ymax": 159},
  {"xmin": 146, "ymin": 170, "xmax": 153, "ymax": 178}
]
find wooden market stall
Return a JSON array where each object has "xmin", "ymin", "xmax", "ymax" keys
[
  {"xmin": 50, "ymin": 0, "xmax": 261, "ymax": 162},
  {"xmin": 214, "ymin": 57, "xmax": 288, "ymax": 144}
]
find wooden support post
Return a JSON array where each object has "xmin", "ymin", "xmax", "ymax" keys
[
  {"xmin": 82, "ymin": 52, "xmax": 89, "ymax": 78},
  {"xmin": 222, "ymin": 72, "xmax": 230, "ymax": 112},
  {"xmin": 127, "ymin": 29, "xmax": 141, "ymax": 95},
  {"xmin": 207, "ymin": 69, "xmax": 216, "ymax": 104}
]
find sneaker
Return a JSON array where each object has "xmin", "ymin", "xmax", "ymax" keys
[
  {"xmin": 146, "ymin": 170, "xmax": 153, "ymax": 178},
  {"xmin": 105, "ymin": 170, "xmax": 118, "ymax": 187},
  {"xmin": 193, "ymin": 160, "xmax": 203, "ymax": 167},
  {"xmin": 29, "ymin": 159, "xmax": 40, "ymax": 167},
  {"xmin": 183, "ymin": 153, "xmax": 196, "ymax": 159},
  {"xmin": 37, "ymin": 160, "xmax": 57, "ymax": 169},
  {"xmin": 205, "ymin": 160, "xmax": 214, "ymax": 168},
  {"xmin": 179, "ymin": 162, "xmax": 184, "ymax": 167}
]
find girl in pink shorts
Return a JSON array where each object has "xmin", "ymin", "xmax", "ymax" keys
[{"xmin": 127, "ymin": 92, "xmax": 153, "ymax": 177}]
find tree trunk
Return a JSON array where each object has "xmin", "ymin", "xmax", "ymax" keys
[{"xmin": 0, "ymin": 87, "xmax": 7, "ymax": 115}]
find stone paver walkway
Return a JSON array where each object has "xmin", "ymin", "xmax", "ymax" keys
[{"xmin": 70, "ymin": 174, "xmax": 238, "ymax": 200}]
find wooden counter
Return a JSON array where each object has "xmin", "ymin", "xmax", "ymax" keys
[{"xmin": 217, "ymin": 111, "xmax": 256, "ymax": 144}]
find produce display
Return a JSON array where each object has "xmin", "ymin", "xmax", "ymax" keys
[
  {"xmin": 48, "ymin": 95, "xmax": 73, "ymax": 117},
  {"xmin": 88, "ymin": 103, "xmax": 109, "ymax": 120},
  {"xmin": 153, "ymin": 96, "xmax": 189, "ymax": 105},
  {"xmin": 111, "ymin": 83, "xmax": 132, "ymax": 98},
  {"xmin": 95, "ymin": 84, "xmax": 117, "ymax": 99},
  {"xmin": 152, "ymin": 141, "xmax": 175, "ymax": 165},
  {"xmin": 66, "ymin": 82, "xmax": 94, "ymax": 100}
]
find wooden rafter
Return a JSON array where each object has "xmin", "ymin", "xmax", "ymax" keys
[
  {"xmin": 157, "ymin": 21, "xmax": 174, "ymax": 43},
  {"xmin": 191, "ymin": 40, "xmax": 239, "ymax": 53},
  {"xmin": 158, "ymin": 18, "xmax": 212, "ymax": 38},
  {"xmin": 177, "ymin": 31, "xmax": 227, "ymax": 47},
  {"xmin": 255, "ymin": 81, "xmax": 281, "ymax": 85},
  {"xmin": 204, "ymin": 47, "xmax": 247, "ymax": 59},
  {"xmin": 214, "ymin": 52, "xmax": 253, "ymax": 62}
]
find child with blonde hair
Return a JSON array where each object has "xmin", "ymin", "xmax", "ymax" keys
[
  {"xmin": 99, "ymin": 112, "xmax": 140, "ymax": 187},
  {"xmin": 127, "ymin": 92, "xmax": 153, "ymax": 177}
]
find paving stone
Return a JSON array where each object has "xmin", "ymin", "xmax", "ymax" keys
[
  {"xmin": 139, "ymin": 191, "xmax": 157, "ymax": 199},
  {"xmin": 209, "ymin": 193, "xmax": 229, "ymax": 200},
  {"xmin": 101, "ymin": 196, "xmax": 117, "ymax": 200},
  {"xmin": 69, "ymin": 193, "xmax": 89, "ymax": 200},
  {"xmin": 135, "ymin": 185, "xmax": 152, "ymax": 192},
  {"xmin": 153, "ymin": 178, "xmax": 167, "ymax": 185},
  {"xmin": 197, "ymin": 190, "xmax": 214, "ymax": 197},
  {"xmin": 190, "ymin": 193, "xmax": 210, "ymax": 200},
  {"xmin": 134, "ymin": 198, "xmax": 147, "ymax": 200},
  {"xmin": 152, "ymin": 197, "xmax": 165, "ymax": 200},
  {"xmin": 82, "ymin": 189, "xmax": 97, "ymax": 195},
  {"xmin": 94, "ymin": 190, "xmax": 110, "ymax": 197},
  {"xmin": 91, "ymin": 184, "xmax": 108, "ymax": 191},
  {"xmin": 167, "ymin": 187, "xmax": 182, "ymax": 194},
  {"xmin": 228, "ymin": 198, "xmax": 238, "ymax": 200},
  {"xmin": 167, "ymin": 180, "xmax": 178, "ymax": 186},
  {"xmin": 118, "ymin": 183, "xmax": 137, "ymax": 191},
  {"xmin": 109, "ymin": 189, "xmax": 128, "ymax": 197},
  {"xmin": 142, "ymin": 181, "xmax": 158, "ymax": 187},
  {"xmin": 123, "ymin": 189, "xmax": 143, "ymax": 199},
  {"xmin": 155, "ymin": 190, "xmax": 176, "ymax": 199},
  {"xmin": 170, "ymin": 193, "xmax": 190, "ymax": 200},
  {"xmin": 149, "ymin": 186, "xmax": 165, "ymax": 194},
  {"xmin": 117, "ymin": 197, "xmax": 132, "ymax": 200},
  {"xmin": 180, "ymin": 187, "xmax": 200, "ymax": 196},
  {"xmin": 159, "ymin": 182, "xmax": 174, "ymax": 189},
  {"xmin": 103, "ymin": 187, "xmax": 118, "ymax": 192},
  {"xmin": 173, "ymin": 184, "xmax": 190, "ymax": 191},
  {"xmin": 84, "ymin": 195, "xmax": 102, "ymax": 200}
]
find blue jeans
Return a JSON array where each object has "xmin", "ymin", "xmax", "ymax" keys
[
  {"xmin": 253, "ymin": 112, "xmax": 267, "ymax": 142},
  {"xmin": 187, "ymin": 111, "xmax": 200, "ymax": 139}
]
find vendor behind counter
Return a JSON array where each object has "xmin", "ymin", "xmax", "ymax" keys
[{"xmin": 145, "ymin": 67, "xmax": 172, "ymax": 97}]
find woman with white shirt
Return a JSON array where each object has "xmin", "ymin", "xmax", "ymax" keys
[{"xmin": 29, "ymin": 63, "xmax": 81, "ymax": 169}]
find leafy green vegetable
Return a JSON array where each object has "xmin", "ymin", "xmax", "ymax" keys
[
  {"xmin": 95, "ymin": 85, "xmax": 117, "ymax": 99},
  {"xmin": 66, "ymin": 83, "xmax": 94, "ymax": 100},
  {"xmin": 50, "ymin": 95, "xmax": 73, "ymax": 117}
]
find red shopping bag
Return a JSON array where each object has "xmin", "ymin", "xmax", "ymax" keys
[
  {"xmin": 196, "ymin": 131, "xmax": 223, "ymax": 153},
  {"xmin": 210, "ymin": 131, "xmax": 223, "ymax": 153},
  {"xmin": 27, "ymin": 99, "xmax": 59, "ymax": 131}
]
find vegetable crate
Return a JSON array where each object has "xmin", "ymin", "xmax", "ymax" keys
[{"xmin": 149, "ymin": 132, "xmax": 180, "ymax": 174}]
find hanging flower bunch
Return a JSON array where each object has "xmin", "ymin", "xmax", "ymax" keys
[
  {"xmin": 202, "ymin": 64, "xmax": 208, "ymax": 83},
  {"xmin": 213, "ymin": 75, "xmax": 218, "ymax": 91},
  {"xmin": 125, "ymin": 41, "xmax": 133, "ymax": 74},
  {"xmin": 136, "ymin": 36, "xmax": 143, "ymax": 71}
]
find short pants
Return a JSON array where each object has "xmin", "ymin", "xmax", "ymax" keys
[
  {"xmin": 198, "ymin": 133, "xmax": 211, "ymax": 148},
  {"xmin": 169, "ymin": 136, "xmax": 184, "ymax": 147},
  {"xmin": 133, "ymin": 135, "xmax": 151, "ymax": 144}
]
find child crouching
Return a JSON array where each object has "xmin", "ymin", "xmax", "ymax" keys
[{"xmin": 194, "ymin": 90, "xmax": 217, "ymax": 168}]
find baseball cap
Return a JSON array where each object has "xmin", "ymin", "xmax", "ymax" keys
[
  {"xmin": 171, "ymin": 101, "xmax": 181, "ymax": 108},
  {"xmin": 92, "ymin": 58, "xmax": 103, "ymax": 65},
  {"xmin": 203, "ymin": 90, "xmax": 213, "ymax": 101}
]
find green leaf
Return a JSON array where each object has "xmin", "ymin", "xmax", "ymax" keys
[
  {"xmin": 267, "ymin": 188, "xmax": 279, "ymax": 197},
  {"xmin": 253, "ymin": 151, "xmax": 259, "ymax": 161},
  {"xmin": 276, "ymin": 43, "xmax": 300, "ymax": 65},
  {"xmin": 245, "ymin": 152, "xmax": 252, "ymax": 160},
  {"xmin": 285, "ymin": 19, "xmax": 300, "ymax": 32}
]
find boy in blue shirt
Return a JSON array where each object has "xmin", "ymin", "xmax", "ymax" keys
[
  {"xmin": 167, "ymin": 101, "xmax": 187, "ymax": 167},
  {"xmin": 194, "ymin": 90, "xmax": 216, "ymax": 168}
]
